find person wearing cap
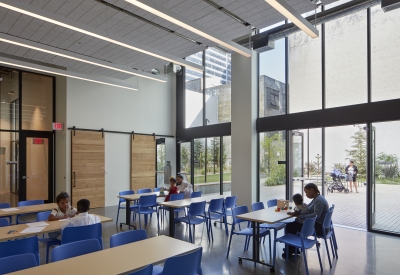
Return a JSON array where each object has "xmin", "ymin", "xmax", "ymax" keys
[{"xmin": 176, "ymin": 174, "xmax": 193, "ymax": 199}]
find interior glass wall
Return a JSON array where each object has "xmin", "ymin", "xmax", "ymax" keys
[
  {"xmin": 371, "ymin": 120, "xmax": 400, "ymax": 234},
  {"xmin": 204, "ymin": 137, "xmax": 221, "ymax": 195},
  {"xmin": 259, "ymin": 131, "xmax": 286, "ymax": 203},
  {"xmin": 371, "ymin": 6, "xmax": 400, "ymax": 102},
  {"xmin": 325, "ymin": 10, "xmax": 368, "ymax": 108},
  {"xmin": 193, "ymin": 138, "xmax": 206, "ymax": 187},
  {"xmin": 223, "ymin": 136, "xmax": 231, "ymax": 193},
  {"xmin": 185, "ymin": 52, "xmax": 203, "ymax": 128},
  {"xmin": 179, "ymin": 142, "xmax": 191, "ymax": 182},
  {"xmin": 156, "ymin": 141, "xmax": 165, "ymax": 188},
  {"xmin": 0, "ymin": 68, "xmax": 19, "ymax": 130}
]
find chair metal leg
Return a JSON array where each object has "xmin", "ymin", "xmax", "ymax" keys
[
  {"xmin": 226, "ymin": 233, "xmax": 234, "ymax": 258},
  {"xmin": 116, "ymin": 206, "xmax": 120, "ymax": 225},
  {"xmin": 302, "ymin": 249, "xmax": 310, "ymax": 275},
  {"xmin": 268, "ymin": 233, "xmax": 272, "ymax": 259},
  {"xmin": 193, "ymin": 225, "xmax": 196, "ymax": 243},
  {"xmin": 188, "ymin": 223, "xmax": 193, "ymax": 243},
  {"xmin": 224, "ymin": 215, "xmax": 229, "ymax": 236},
  {"xmin": 138, "ymin": 213, "xmax": 142, "ymax": 229},
  {"xmin": 324, "ymin": 238, "xmax": 332, "ymax": 268},
  {"xmin": 316, "ymin": 241, "xmax": 323, "ymax": 272},
  {"xmin": 46, "ymin": 243, "xmax": 50, "ymax": 264}
]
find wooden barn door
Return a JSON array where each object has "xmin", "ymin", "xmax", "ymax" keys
[
  {"xmin": 131, "ymin": 134, "xmax": 156, "ymax": 192},
  {"xmin": 71, "ymin": 130, "xmax": 105, "ymax": 208}
]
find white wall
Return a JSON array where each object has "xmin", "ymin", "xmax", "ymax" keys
[{"xmin": 61, "ymin": 74, "xmax": 175, "ymax": 206}]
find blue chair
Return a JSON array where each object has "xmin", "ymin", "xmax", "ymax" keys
[
  {"xmin": 61, "ymin": 223, "xmax": 103, "ymax": 249},
  {"xmin": 267, "ymin": 199, "xmax": 277, "ymax": 208},
  {"xmin": 129, "ymin": 264, "xmax": 153, "ymax": 275},
  {"xmin": 316, "ymin": 211, "xmax": 336, "ymax": 269},
  {"xmin": 153, "ymin": 247, "xmax": 202, "ymax": 275},
  {"xmin": 251, "ymin": 202, "xmax": 285, "ymax": 249},
  {"xmin": 206, "ymin": 198, "xmax": 225, "ymax": 242},
  {"xmin": 0, "ymin": 236, "xmax": 40, "ymax": 265},
  {"xmin": 330, "ymin": 204, "xmax": 338, "ymax": 253},
  {"xmin": 0, "ymin": 202, "xmax": 12, "ymax": 223},
  {"xmin": 158, "ymin": 193, "xmax": 185, "ymax": 224},
  {"xmin": 16, "ymin": 200, "xmax": 44, "ymax": 224},
  {"xmin": 274, "ymin": 217, "xmax": 323, "ymax": 275},
  {"xmin": 226, "ymin": 206, "xmax": 270, "ymax": 259},
  {"xmin": 36, "ymin": 211, "xmax": 61, "ymax": 263},
  {"xmin": 138, "ymin": 188, "xmax": 152, "ymax": 194},
  {"xmin": 0, "ymin": 253, "xmax": 37, "ymax": 274},
  {"xmin": 110, "ymin": 229, "xmax": 147, "ymax": 248},
  {"xmin": 117, "ymin": 190, "xmax": 138, "ymax": 225},
  {"xmin": 52, "ymin": 239, "xmax": 101, "ymax": 262},
  {"xmin": 0, "ymin": 217, "xmax": 10, "ymax": 227},
  {"xmin": 190, "ymin": 191, "xmax": 202, "ymax": 198},
  {"xmin": 154, "ymin": 188, "xmax": 161, "ymax": 192},
  {"xmin": 175, "ymin": 201, "xmax": 209, "ymax": 243},
  {"xmin": 132, "ymin": 194, "xmax": 159, "ymax": 230},
  {"xmin": 220, "ymin": 196, "xmax": 237, "ymax": 235}
]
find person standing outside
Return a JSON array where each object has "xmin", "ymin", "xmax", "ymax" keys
[
  {"xmin": 345, "ymin": 160, "xmax": 359, "ymax": 193},
  {"xmin": 176, "ymin": 174, "xmax": 193, "ymax": 199}
]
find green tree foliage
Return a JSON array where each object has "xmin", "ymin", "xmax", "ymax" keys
[
  {"xmin": 157, "ymin": 144, "xmax": 165, "ymax": 171},
  {"xmin": 180, "ymin": 144, "xmax": 190, "ymax": 173},
  {"xmin": 207, "ymin": 138, "xmax": 220, "ymax": 174},
  {"xmin": 194, "ymin": 139, "xmax": 205, "ymax": 173},
  {"xmin": 260, "ymin": 133, "xmax": 286, "ymax": 186},
  {"xmin": 346, "ymin": 126, "xmax": 367, "ymax": 177},
  {"xmin": 376, "ymin": 152, "xmax": 399, "ymax": 179}
]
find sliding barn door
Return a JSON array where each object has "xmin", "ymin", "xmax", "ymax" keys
[
  {"xmin": 71, "ymin": 130, "xmax": 105, "ymax": 208},
  {"xmin": 131, "ymin": 134, "xmax": 156, "ymax": 192}
]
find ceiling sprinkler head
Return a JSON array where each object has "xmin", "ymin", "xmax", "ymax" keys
[
  {"xmin": 311, "ymin": 0, "xmax": 322, "ymax": 6},
  {"xmin": 151, "ymin": 68, "xmax": 160, "ymax": 75}
]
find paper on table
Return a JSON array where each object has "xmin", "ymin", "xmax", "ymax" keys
[
  {"xmin": 0, "ymin": 208, "xmax": 19, "ymax": 212},
  {"xmin": 26, "ymin": 221, "xmax": 49, "ymax": 227},
  {"xmin": 58, "ymin": 219, "xmax": 69, "ymax": 222},
  {"xmin": 20, "ymin": 227, "xmax": 45, "ymax": 234}
]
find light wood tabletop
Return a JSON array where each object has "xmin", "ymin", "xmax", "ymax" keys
[
  {"xmin": 0, "ymin": 215, "xmax": 112, "ymax": 242},
  {"xmin": 236, "ymin": 208, "xmax": 294, "ymax": 224},
  {"xmin": 0, "ymin": 203, "xmax": 58, "ymax": 217},
  {"xmin": 159, "ymin": 194, "xmax": 226, "ymax": 208},
  {"xmin": 7, "ymin": 236, "xmax": 200, "ymax": 275},
  {"xmin": 118, "ymin": 192, "xmax": 168, "ymax": 201}
]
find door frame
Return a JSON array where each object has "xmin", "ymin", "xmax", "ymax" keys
[{"xmin": 19, "ymin": 130, "xmax": 54, "ymax": 203}]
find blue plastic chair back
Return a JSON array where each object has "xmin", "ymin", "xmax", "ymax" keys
[
  {"xmin": 170, "ymin": 193, "xmax": 184, "ymax": 201},
  {"xmin": 110, "ymin": 230, "xmax": 147, "ymax": 248},
  {"xmin": 138, "ymin": 188, "xmax": 152, "ymax": 194},
  {"xmin": 267, "ymin": 199, "xmax": 277, "ymax": 208},
  {"xmin": 231, "ymin": 206, "xmax": 249, "ymax": 225},
  {"xmin": 0, "ymin": 218, "xmax": 10, "ymax": 227},
  {"xmin": 0, "ymin": 202, "xmax": 11, "ymax": 209},
  {"xmin": 154, "ymin": 188, "xmax": 161, "ymax": 192},
  {"xmin": 322, "ymin": 211, "xmax": 333, "ymax": 235},
  {"xmin": 52, "ymin": 239, "xmax": 101, "ymax": 262},
  {"xmin": 119, "ymin": 190, "xmax": 135, "ymax": 203},
  {"xmin": 0, "ymin": 236, "xmax": 40, "ymax": 265},
  {"xmin": 190, "ymin": 191, "xmax": 202, "ymax": 198},
  {"xmin": 62, "ymin": 223, "xmax": 103, "ymax": 249},
  {"xmin": 208, "ymin": 198, "xmax": 224, "ymax": 213},
  {"xmin": 300, "ymin": 217, "xmax": 317, "ymax": 238},
  {"xmin": 161, "ymin": 248, "xmax": 202, "ymax": 275},
  {"xmin": 251, "ymin": 202, "xmax": 265, "ymax": 211},
  {"xmin": 188, "ymin": 201, "xmax": 206, "ymax": 217},
  {"xmin": 129, "ymin": 264, "xmax": 153, "ymax": 275},
  {"xmin": 0, "ymin": 253, "xmax": 37, "ymax": 274},
  {"xmin": 138, "ymin": 194, "xmax": 157, "ymax": 208},
  {"xmin": 224, "ymin": 196, "xmax": 237, "ymax": 209},
  {"xmin": 17, "ymin": 200, "xmax": 44, "ymax": 207},
  {"xmin": 330, "ymin": 204, "xmax": 335, "ymax": 212},
  {"xmin": 36, "ymin": 211, "xmax": 51, "ymax": 222}
]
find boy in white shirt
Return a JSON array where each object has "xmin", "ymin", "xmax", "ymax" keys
[
  {"xmin": 176, "ymin": 174, "xmax": 193, "ymax": 199},
  {"xmin": 61, "ymin": 199, "xmax": 100, "ymax": 230}
]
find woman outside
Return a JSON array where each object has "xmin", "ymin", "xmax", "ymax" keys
[
  {"xmin": 164, "ymin": 177, "xmax": 179, "ymax": 202},
  {"xmin": 345, "ymin": 160, "xmax": 359, "ymax": 193},
  {"xmin": 284, "ymin": 183, "xmax": 330, "ymax": 257}
]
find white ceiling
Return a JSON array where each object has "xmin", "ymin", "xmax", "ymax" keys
[{"xmin": 0, "ymin": 0, "xmax": 337, "ymax": 80}]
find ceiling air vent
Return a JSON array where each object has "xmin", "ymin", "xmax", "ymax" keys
[{"xmin": 382, "ymin": 0, "xmax": 400, "ymax": 12}]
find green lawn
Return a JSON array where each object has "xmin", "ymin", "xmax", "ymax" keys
[{"xmin": 192, "ymin": 173, "xmax": 231, "ymax": 184}]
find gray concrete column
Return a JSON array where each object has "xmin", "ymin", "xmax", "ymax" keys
[{"xmin": 231, "ymin": 51, "xmax": 258, "ymax": 207}]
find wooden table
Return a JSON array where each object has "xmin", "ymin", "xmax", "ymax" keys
[
  {"xmin": 0, "ymin": 203, "xmax": 57, "ymax": 218},
  {"xmin": 117, "ymin": 192, "xmax": 167, "ymax": 229},
  {"xmin": 159, "ymin": 194, "xmax": 226, "ymax": 237},
  {"xmin": 7, "ymin": 236, "xmax": 200, "ymax": 275},
  {"xmin": 236, "ymin": 208, "xmax": 293, "ymax": 272},
  {"xmin": 0, "ymin": 215, "xmax": 112, "ymax": 242}
]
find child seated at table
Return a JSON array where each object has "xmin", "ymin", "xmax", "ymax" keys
[
  {"xmin": 61, "ymin": 199, "xmax": 100, "ymax": 230},
  {"xmin": 47, "ymin": 191, "xmax": 77, "ymax": 238},
  {"xmin": 164, "ymin": 177, "xmax": 179, "ymax": 202},
  {"xmin": 287, "ymin": 193, "xmax": 308, "ymax": 223}
]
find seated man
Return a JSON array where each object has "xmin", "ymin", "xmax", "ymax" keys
[
  {"xmin": 61, "ymin": 199, "xmax": 100, "ymax": 230},
  {"xmin": 176, "ymin": 174, "xmax": 193, "ymax": 199}
]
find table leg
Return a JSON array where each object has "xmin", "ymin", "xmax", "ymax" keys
[
  {"xmin": 120, "ymin": 199, "xmax": 135, "ymax": 229},
  {"xmin": 168, "ymin": 206, "xmax": 175, "ymax": 237}
]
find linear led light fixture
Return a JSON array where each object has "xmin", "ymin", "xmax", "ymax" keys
[
  {"xmin": 0, "ymin": 0, "xmax": 203, "ymax": 72},
  {"xmin": 124, "ymin": 0, "xmax": 252, "ymax": 57},
  {"xmin": 264, "ymin": 0, "xmax": 319, "ymax": 38},
  {"xmin": 0, "ymin": 56, "xmax": 138, "ymax": 91},
  {"xmin": 0, "ymin": 33, "xmax": 166, "ymax": 83}
]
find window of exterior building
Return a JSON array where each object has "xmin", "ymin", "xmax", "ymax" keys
[{"xmin": 185, "ymin": 52, "xmax": 203, "ymax": 128}]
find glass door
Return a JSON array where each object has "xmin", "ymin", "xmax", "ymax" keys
[
  {"xmin": 179, "ymin": 141, "xmax": 192, "ymax": 183},
  {"xmin": 370, "ymin": 126, "xmax": 376, "ymax": 227},
  {"xmin": 290, "ymin": 131, "xmax": 304, "ymax": 199},
  {"xmin": 19, "ymin": 131, "xmax": 53, "ymax": 202}
]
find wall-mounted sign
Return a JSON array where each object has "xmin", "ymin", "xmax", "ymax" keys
[
  {"xmin": 52, "ymin": 122, "xmax": 63, "ymax": 130},
  {"xmin": 33, "ymin": 138, "xmax": 44, "ymax": 144}
]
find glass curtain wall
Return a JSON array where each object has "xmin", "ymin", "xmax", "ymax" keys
[
  {"xmin": 156, "ymin": 141, "xmax": 165, "ymax": 187},
  {"xmin": 185, "ymin": 52, "xmax": 203, "ymax": 128},
  {"xmin": 179, "ymin": 142, "xmax": 191, "ymax": 182},
  {"xmin": 223, "ymin": 136, "xmax": 231, "ymax": 193}
]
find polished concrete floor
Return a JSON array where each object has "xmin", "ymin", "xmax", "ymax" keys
[{"xmin": 31, "ymin": 205, "xmax": 400, "ymax": 274}]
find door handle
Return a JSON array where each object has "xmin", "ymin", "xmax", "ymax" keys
[
  {"xmin": 73, "ymin": 172, "xmax": 76, "ymax": 187},
  {"xmin": 22, "ymin": 176, "xmax": 29, "ymax": 179}
]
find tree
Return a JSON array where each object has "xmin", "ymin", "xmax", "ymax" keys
[
  {"xmin": 376, "ymin": 152, "xmax": 399, "ymax": 179},
  {"xmin": 194, "ymin": 139, "xmax": 205, "ymax": 173},
  {"xmin": 207, "ymin": 138, "xmax": 220, "ymax": 174},
  {"xmin": 260, "ymin": 132, "xmax": 286, "ymax": 185},
  {"xmin": 345, "ymin": 126, "xmax": 367, "ymax": 177},
  {"xmin": 313, "ymin": 154, "xmax": 322, "ymax": 175},
  {"xmin": 180, "ymin": 144, "xmax": 190, "ymax": 173},
  {"xmin": 157, "ymin": 145, "xmax": 165, "ymax": 171}
]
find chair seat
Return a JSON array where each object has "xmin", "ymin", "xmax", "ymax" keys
[
  {"xmin": 260, "ymin": 222, "xmax": 286, "ymax": 231},
  {"xmin": 152, "ymin": 265, "xmax": 163, "ymax": 275},
  {"xmin": 233, "ymin": 227, "xmax": 269, "ymax": 237},
  {"xmin": 225, "ymin": 209, "xmax": 232, "ymax": 216},
  {"xmin": 133, "ymin": 207, "xmax": 156, "ymax": 214},
  {"xmin": 159, "ymin": 206, "xmax": 185, "ymax": 213},
  {"xmin": 175, "ymin": 216, "xmax": 205, "ymax": 225},
  {"xmin": 207, "ymin": 213, "xmax": 223, "ymax": 220},
  {"xmin": 276, "ymin": 233, "xmax": 317, "ymax": 249}
]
